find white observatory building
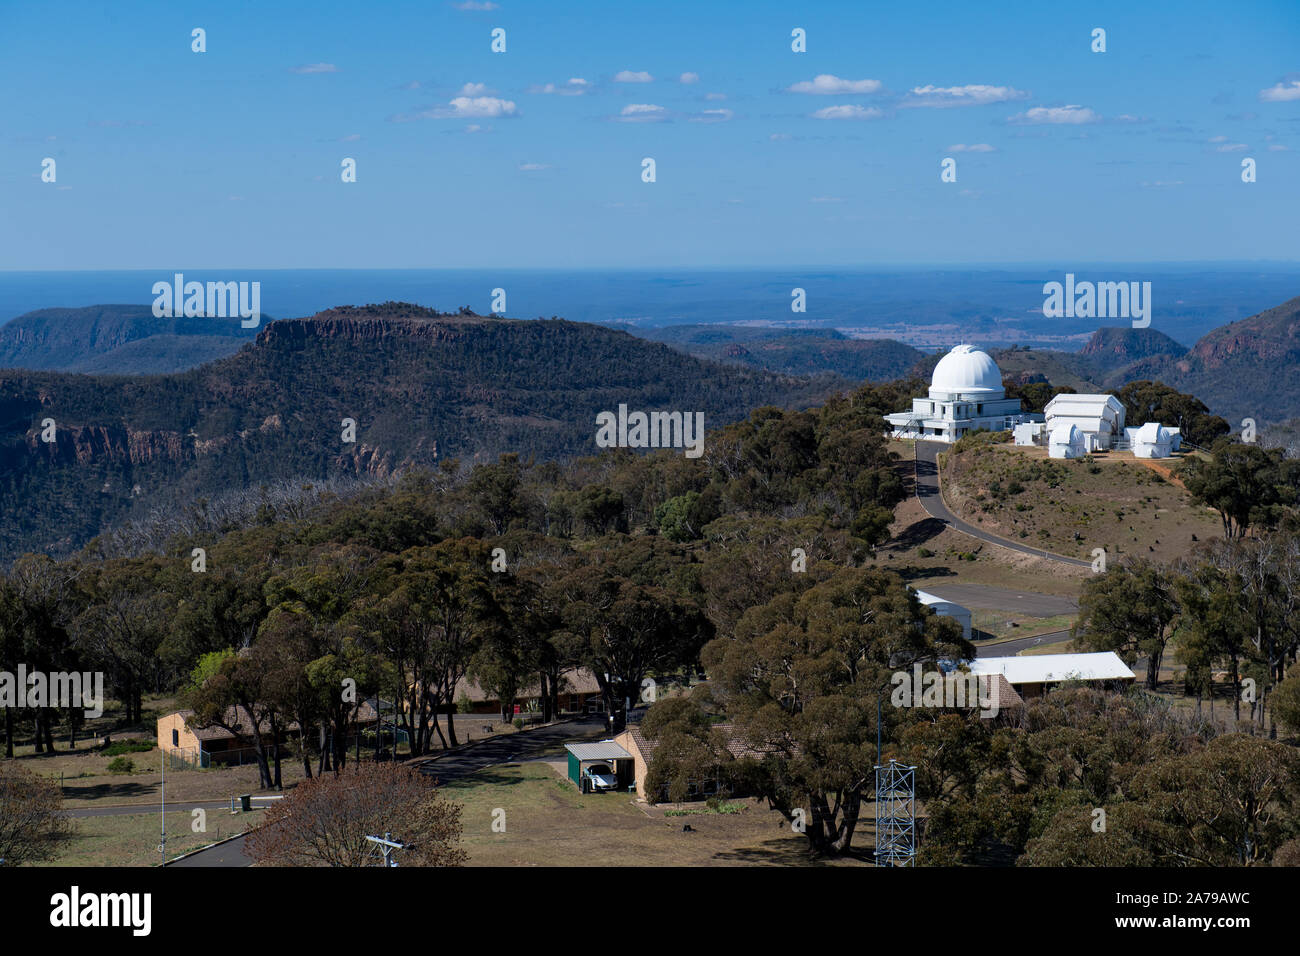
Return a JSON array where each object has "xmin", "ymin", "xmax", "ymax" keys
[{"xmin": 886, "ymin": 344, "xmax": 1040, "ymax": 443}]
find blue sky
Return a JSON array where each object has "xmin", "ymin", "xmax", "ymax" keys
[{"xmin": 2, "ymin": 0, "xmax": 1298, "ymax": 269}]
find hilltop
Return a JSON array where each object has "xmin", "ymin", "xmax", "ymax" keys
[
  {"xmin": 0, "ymin": 303, "xmax": 832, "ymax": 561},
  {"xmin": 975, "ymin": 295, "xmax": 1300, "ymax": 425},
  {"xmin": 0, "ymin": 305, "xmax": 259, "ymax": 373},
  {"xmin": 940, "ymin": 440, "xmax": 1221, "ymax": 563}
]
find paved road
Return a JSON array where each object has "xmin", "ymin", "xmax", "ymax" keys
[
  {"xmin": 914, "ymin": 581, "xmax": 1077, "ymax": 617},
  {"xmin": 69, "ymin": 801, "xmax": 233, "ymax": 818},
  {"xmin": 167, "ymin": 717, "xmax": 607, "ymax": 867},
  {"xmin": 914, "ymin": 441, "xmax": 1092, "ymax": 568},
  {"xmin": 974, "ymin": 629, "xmax": 1071, "ymax": 657}
]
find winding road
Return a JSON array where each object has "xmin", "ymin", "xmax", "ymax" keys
[{"xmin": 914, "ymin": 441, "xmax": 1092, "ymax": 568}]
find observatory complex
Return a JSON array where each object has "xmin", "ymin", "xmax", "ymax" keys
[{"xmin": 888, "ymin": 343, "xmax": 1180, "ymax": 459}]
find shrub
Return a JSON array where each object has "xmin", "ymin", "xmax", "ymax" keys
[
  {"xmin": 102, "ymin": 738, "xmax": 155, "ymax": 757},
  {"xmin": 107, "ymin": 756, "xmax": 134, "ymax": 774}
]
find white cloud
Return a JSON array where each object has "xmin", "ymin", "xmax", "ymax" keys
[
  {"xmin": 811, "ymin": 104, "xmax": 883, "ymax": 120},
  {"xmin": 518, "ymin": 163, "xmax": 552, "ymax": 171},
  {"xmin": 947, "ymin": 143, "xmax": 995, "ymax": 152},
  {"xmin": 452, "ymin": 1, "xmax": 498, "ymax": 9},
  {"xmin": 1268, "ymin": 144, "xmax": 1290, "ymax": 151},
  {"xmin": 398, "ymin": 80, "xmax": 421, "ymax": 91},
  {"xmin": 705, "ymin": 92, "xmax": 727, "ymax": 101},
  {"xmin": 810, "ymin": 196, "xmax": 843, "ymax": 203},
  {"xmin": 617, "ymin": 103, "xmax": 669, "ymax": 122},
  {"xmin": 1008, "ymin": 104, "xmax": 1100, "ymax": 125},
  {"xmin": 769, "ymin": 133, "xmax": 792, "ymax": 141},
  {"xmin": 290, "ymin": 63, "xmax": 338, "ymax": 74},
  {"xmin": 339, "ymin": 133, "xmax": 361, "ymax": 142},
  {"xmin": 390, "ymin": 95, "xmax": 518, "ymax": 121},
  {"xmin": 1208, "ymin": 134, "xmax": 1228, "ymax": 142},
  {"xmin": 680, "ymin": 72, "xmax": 700, "ymax": 84},
  {"xmin": 788, "ymin": 74, "xmax": 883, "ymax": 95},
  {"xmin": 449, "ymin": 96, "xmax": 516, "ymax": 117},
  {"xmin": 459, "ymin": 82, "xmax": 491, "ymax": 96},
  {"xmin": 1215, "ymin": 142, "xmax": 1248, "ymax": 152},
  {"xmin": 1259, "ymin": 79, "xmax": 1300, "ymax": 102},
  {"xmin": 690, "ymin": 108, "xmax": 733, "ymax": 123},
  {"xmin": 614, "ymin": 70, "xmax": 654, "ymax": 83},
  {"xmin": 530, "ymin": 78, "xmax": 589, "ymax": 96},
  {"xmin": 902, "ymin": 84, "xmax": 1027, "ymax": 108}
]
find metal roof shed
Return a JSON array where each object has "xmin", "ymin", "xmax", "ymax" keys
[{"xmin": 566, "ymin": 740, "xmax": 635, "ymax": 793}]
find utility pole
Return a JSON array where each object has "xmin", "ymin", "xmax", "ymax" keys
[
  {"xmin": 159, "ymin": 749, "xmax": 166, "ymax": 865},
  {"xmin": 365, "ymin": 832, "xmax": 406, "ymax": 867}
]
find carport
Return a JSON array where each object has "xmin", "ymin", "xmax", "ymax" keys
[{"xmin": 566, "ymin": 740, "xmax": 635, "ymax": 793}]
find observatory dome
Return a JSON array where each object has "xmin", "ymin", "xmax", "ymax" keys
[{"xmin": 929, "ymin": 344, "xmax": 1004, "ymax": 399}]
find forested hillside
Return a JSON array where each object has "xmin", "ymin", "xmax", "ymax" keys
[{"xmin": 0, "ymin": 303, "xmax": 836, "ymax": 562}]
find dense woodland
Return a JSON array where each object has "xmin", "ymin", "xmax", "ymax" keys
[{"xmin": 3, "ymin": 367, "xmax": 1300, "ymax": 863}]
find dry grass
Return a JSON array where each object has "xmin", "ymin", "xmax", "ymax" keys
[
  {"xmin": 942, "ymin": 443, "xmax": 1221, "ymax": 564},
  {"xmin": 876, "ymin": 456, "xmax": 1088, "ymax": 598},
  {"xmin": 37, "ymin": 811, "xmax": 251, "ymax": 867},
  {"xmin": 443, "ymin": 761, "xmax": 868, "ymax": 866}
]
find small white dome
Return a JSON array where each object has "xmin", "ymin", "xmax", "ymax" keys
[
  {"xmin": 930, "ymin": 344, "xmax": 1003, "ymax": 397},
  {"xmin": 1135, "ymin": 422, "xmax": 1170, "ymax": 442},
  {"xmin": 1050, "ymin": 423, "xmax": 1081, "ymax": 444}
]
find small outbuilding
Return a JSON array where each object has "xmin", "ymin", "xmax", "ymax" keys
[
  {"xmin": 1048, "ymin": 423, "xmax": 1086, "ymax": 459},
  {"xmin": 912, "ymin": 588, "xmax": 973, "ymax": 641},
  {"xmin": 1013, "ymin": 421, "xmax": 1047, "ymax": 447},
  {"xmin": 565, "ymin": 740, "xmax": 636, "ymax": 793}
]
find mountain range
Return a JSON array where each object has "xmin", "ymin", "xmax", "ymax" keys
[{"xmin": 1, "ymin": 292, "xmax": 1297, "ymax": 562}]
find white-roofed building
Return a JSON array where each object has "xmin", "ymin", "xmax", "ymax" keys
[
  {"xmin": 885, "ymin": 344, "xmax": 1042, "ymax": 443},
  {"xmin": 1048, "ymin": 423, "xmax": 1086, "ymax": 459},
  {"xmin": 1128, "ymin": 422, "xmax": 1174, "ymax": 459},
  {"xmin": 959, "ymin": 651, "xmax": 1135, "ymax": 698},
  {"xmin": 1013, "ymin": 421, "xmax": 1048, "ymax": 447},
  {"xmin": 1043, "ymin": 393, "xmax": 1126, "ymax": 451},
  {"xmin": 912, "ymin": 588, "xmax": 972, "ymax": 641}
]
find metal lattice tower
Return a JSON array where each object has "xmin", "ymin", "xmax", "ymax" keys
[{"xmin": 874, "ymin": 759, "xmax": 916, "ymax": 867}]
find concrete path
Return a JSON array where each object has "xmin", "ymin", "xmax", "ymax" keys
[{"xmin": 914, "ymin": 441, "xmax": 1092, "ymax": 568}]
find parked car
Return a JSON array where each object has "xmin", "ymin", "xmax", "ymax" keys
[{"xmin": 584, "ymin": 763, "xmax": 618, "ymax": 792}]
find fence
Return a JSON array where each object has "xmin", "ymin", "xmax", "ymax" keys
[{"xmin": 163, "ymin": 747, "xmax": 206, "ymax": 770}]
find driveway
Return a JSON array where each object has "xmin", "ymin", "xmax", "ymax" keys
[
  {"xmin": 974, "ymin": 629, "xmax": 1070, "ymax": 657},
  {"xmin": 914, "ymin": 582, "xmax": 1077, "ymax": 617},
  {"xmin": 914, "ymin": 441, "xmax": 1092, "ymax": 568},
  {"xmin": 416, "ymin": 717, "xmax": 606, "ymax": 786}
]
